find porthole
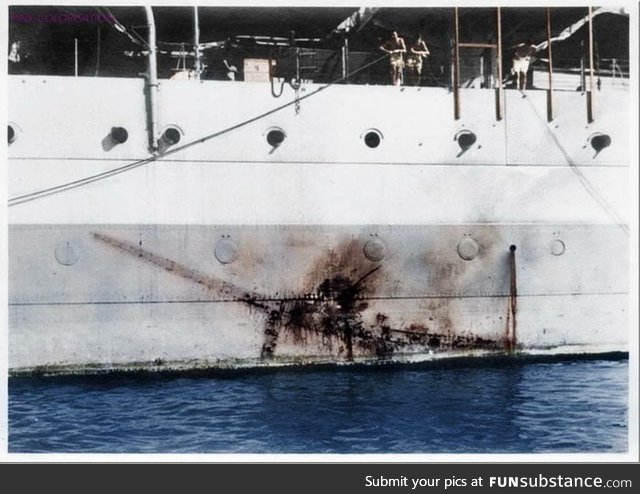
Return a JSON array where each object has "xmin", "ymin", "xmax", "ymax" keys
[
  {"xmin": 214, "ymin": 238, "xmax": 239, "ymax": 264},
  {"xmin": 589, "ymin": 133, "xmax": 611, "ymax": 153},
  {"xmin": 363, "ymin": 129, "xmax": 382, "ymax": 148},
  {"xmin": 457, "ymin": 237, "xmax": 479, "ymax": 261},
  {"xmin": 551, "ymin": 239, "xmax": 565, "ymax": 256},
  {"xmin": 266, "ymin": 128, "xmax": 286, "ymax": 147},
  {"xmin": 8, "ymin": 123, "xmax": 21, "ymax": 144},
  {"xmin": 455, "ymin": 129, "xmax": 477, "ymax": 151},
  {"xmin": 162, "ymin": 127, "xmax": 182, "ymax": 146},
  {"xmin": 363, "ymin": 239, "xmax": 385, "ymax": 262},
  {"xmin": 54, "ymin": 241, "xmax": 79, "ymax": 266},
  {"xmin": 110, "ymin": 126, "xmax": 128, "ymax": 144}
]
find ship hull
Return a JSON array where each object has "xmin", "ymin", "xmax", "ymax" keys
[
  {"xmin": 8, "ymin": 76, "xmax": 630, "ymax": 374},
  {"xmin": 8, "ymin": 223, "xmax": 628, "ymax": 375}
]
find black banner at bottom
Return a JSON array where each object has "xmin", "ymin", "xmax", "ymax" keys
[{"xmin": 0, "ymin": 463, "xmax": 639, "ymax": 493}]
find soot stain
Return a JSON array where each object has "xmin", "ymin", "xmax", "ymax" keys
[
  {"xmin": 257, "ymin": 254, "xmax": 501, "ymax": 360},
  {"xmin": 93, "ymin": 232, "xmax": 503, "ymax": 362}
]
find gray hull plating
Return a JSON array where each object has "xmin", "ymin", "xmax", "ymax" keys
[{"xmin": 9, "ymin": 224, "xmax": 628, "ymax": 375}]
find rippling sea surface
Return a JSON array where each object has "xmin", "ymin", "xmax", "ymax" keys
[{"xmin": 9, "ymin": 356, "xmax": 628, "ymax": 454}]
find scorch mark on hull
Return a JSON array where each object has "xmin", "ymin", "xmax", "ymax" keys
[{"xmin": 91, "ymin": 231, "xmax": 506, "ymax": 364}]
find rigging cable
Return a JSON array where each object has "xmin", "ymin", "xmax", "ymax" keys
[
  {"xmin": 520, "ymin": 94, "xmax": 629, "ymax": 236},
  {"xmin": 100, "ymin": 8, "xmax": 223, "ymax": 59},
  {"xmin": 97, "ymin": 7, "xmax": 147, "ymax": 48},
  {"xmin": 8, "ymin": 54, "xmax": 389, "ymax": 207}
]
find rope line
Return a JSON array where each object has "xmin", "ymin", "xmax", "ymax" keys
[
  {"xmin": 98, "ymin": 7, "xmax": 148, "ymax": 49},
  {"xmin": 8, "ymin": 54, "xmax": 388, "ymax": 207},
  {"xmin": 520, "ymin": 92, "xmax": 629, "ymax": 236}
]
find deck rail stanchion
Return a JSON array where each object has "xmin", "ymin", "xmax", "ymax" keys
[
  {"xmin": 546, "ymin": 7, "xmax": 554, "ymax": 121},
  {"xmin": 193, "ymin": 6, "xmax": 202, "ymax": 80},
  {"xmin": 453, "ymin": 7, "xmax": 461, "ymax": 120},
  {"xmin": 587, "ymin": 5, "xmax": 595, "ymax": 122},
  {"xmin": 74, "ymin": 38, "xmax": 78, "ymax": 77},
  {"xmin": 496, "ymin": 7, "xmax": 503, "ymax": 121}
]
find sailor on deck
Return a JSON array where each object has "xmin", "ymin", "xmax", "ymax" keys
[
  {"xmin": 380, "ymin": 31, "xmax": 407, "ymax": 86},
  {"xmin": 406, "ymin": 34, "xmax": 430, "ymax": 86},
  {"xmin": 8, "ymin": 41, "xmax": 21, "ymax": 63},
  {"xmin": 511, "ymin": 39, "xmax": 537, "ymax": 90},
  {"xmin": 223, "ymin": 59, "xmax": 238, "ymax": 81}
]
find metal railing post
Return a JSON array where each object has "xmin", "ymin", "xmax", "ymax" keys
[
  {"xmin": 496, "ymin": 7, "xmax": 503, "ymax": 121},
  {"xmin": 546, "ymin": 7, "xmax": 554, "ymax": 121},
  {"xmin": 453, "ymin": 7, "xmax": 461, "ymax": 120},
  {"xmin": 587, "ymin": 6, "xmax": 595, "ymax": 122}
]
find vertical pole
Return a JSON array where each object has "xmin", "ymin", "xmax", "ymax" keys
[
  {"xmin": 193, "ymin": 6, "xmax": 201, "ymax": 79},
  {"xmin": 496, "ymin": 7, "xmax": 503, "ymax": 121},
  {"xmin": 587, "ymin": 6, "xmax": 595, "ymax": 122},
  {"xmin": 453, "ymin": 7, "xmax": 460, "ymax": 119},
  {"xmin": 95, "ymin": 26, "xmax": 101, "ymax": 76},
  {"xmin": 546, "ymin": 7, "xmax": 554, "ymax": 121},
  {"xmin": 74, "ymin": 38, "xmax": 78, "ymax": 77},
  {"xmin": 344, "ymin": 37, "xmax": 350, "ymax": 83},
  {"xmin": 145, "ymin": 6, "xmax": 159, "ymax": 153},
  {"xmin": 341, "ymin": 38, "xmax": 347, "ymax": 81},
  {"xmin": 580, "ymin": 46, "xmax": 585, "ymax": 92}
]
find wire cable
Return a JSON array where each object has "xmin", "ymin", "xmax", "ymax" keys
[
  {"xmin": 98, "ymin": 7, "xmax": 148, "ymax": 48},
  {"xmin": 8, "ymin": 54, "xmax": 389, "ymax": 207},
  {"xmin": 519, "ymin": 93, "xmax": 629, "ymax": 236}
]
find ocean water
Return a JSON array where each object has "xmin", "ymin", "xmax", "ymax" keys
[{"xmin": 8, "ymin": 356, "xmax": 628, "ymax": 454}]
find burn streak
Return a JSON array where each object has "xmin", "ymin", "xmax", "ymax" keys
[
  {"xmin": 317, "ymin": 268, "xmax": 381, "ymax": 360},
  {"xmin": 353, "ymin": 265, "xmax": 382, "ymax": 289},
  {"xmin": 91, "ymin": 232, "xmax": 504, "ymax": 361},
  {"xmin": 91, "ymin": 232, "xmax": 270, "ymax": 309},
  {"xmin": 261, "ymin": 307, "xmax": 284, "ymax": 358}
]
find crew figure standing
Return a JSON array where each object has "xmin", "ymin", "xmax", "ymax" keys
[
  {"xmin": 380, "ymin": 31, "xmax": 406, "ymax": 86},
  {"xmin": 511, "ymin": 39, "xmax": 537, "ymax": 90},
  {"xmin": 406, "ymin": 34, "xmax": 430, "ymax": 86}
]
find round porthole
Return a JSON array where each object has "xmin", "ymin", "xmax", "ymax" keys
[
  {"xmin": 110, "ymin": 126, "xmax": 128, "ymax": 144},
  {"xmin": 214, "ymin": 238, "xmax": 239, "ymax": 264},
  {"xmin": 54, "ymin": 241, "xmax": 79, "ymax": 266},
  {"xmin": 457, "ymin": 237, "xmax": 479, "ymax": 261},
  {"xmin": 266, "ymin": 128, "xmax": 286, "ymax": 147},
  {"xmin": 363, "ymin": 239, "xmax": 385, "ymax": 262},
  {"xmin": 590, "ymin": 133, "xmax": 611, "ymax": 153},
  {"xmin": 455, "ymin": 129, "xmax": 477, "ymax": 151},
  {"xmin": 162, "ymin": 127, "xmax": 182, "ymax": 146},
  {"xmin": 363, "ymin": 129, "xmax": 382, "ymax": 148},
  {"xmin": 551, "ymin": 239, "xmax": 565, "ymax": 256},
  {"xmin": 8, "ymin": 125, "xmax": 16, "ymax": 144}
]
